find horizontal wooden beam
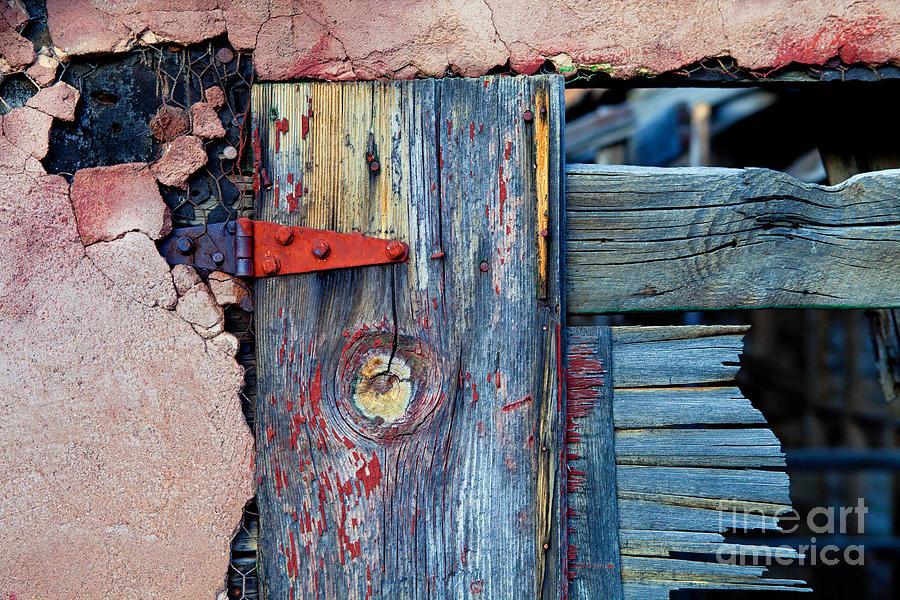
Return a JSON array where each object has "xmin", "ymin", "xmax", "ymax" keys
[{"xmin": 566, "ymin": 164, "xmax": 900, "ymax": 313}]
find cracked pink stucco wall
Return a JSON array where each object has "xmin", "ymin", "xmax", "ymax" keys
[
  {"xmin": 0, "ymin": 83, "xmax": 254, "ymax": 600},
  {"xmin": 38, "ymin": 0, "xmax": 900, "ymax": 80}
]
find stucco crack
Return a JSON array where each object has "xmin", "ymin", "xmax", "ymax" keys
[{"xmin": 481, "ymin": 0, "xmax": 513, "ymax": 64}]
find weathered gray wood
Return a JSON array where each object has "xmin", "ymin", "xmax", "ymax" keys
[
  {"xmin": 566, "ymin": 164, "xmax": 900, "ymax": 312},
  {"xmin": 569, "ymin": 325, "xmax": 803, "ymax": 597},
  {"xmin": 610, "ymin": 326, "xmax": 747, "ymax": 387},
  {"xmin": 618, "ymin": 530, "xmax": 802, "ymax": 560},
  {"xmin": 613, "ymin": 387, "xmax": 766, "ymax": 427},
  {"xmin": 621, "ymin": 556, "xmax": 807, "ymax": 585},
  {"xmin": 618, "ymin": 499, "xmax": 783, "ymax": 532},
  {"xmin": 252, "ymin": 76, "xmax": 564, "ymax": 600},
  {"xmin": 614, "ymin": 428, "xmax": 786, "ymax": 468},
  {"xmin": 565, "ymin": 327, "xmax": 623, "ymax": 599},
  {"xmin": 623, "ymin": 582, "xmax": 811, "ymax": 599},
  {"xmin": 616, "ymin": 467, "xmax": 791, "ymax": 505}
]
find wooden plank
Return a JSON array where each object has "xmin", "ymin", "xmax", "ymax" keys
[
  {"xmin": 620, "ymin": 556, "xmax": 806, "ymax": 585},
  {"xmin": 614, "ymin": 428, "xmax": 785, "ymax": 468},
  {"xmin": 613, "ymin": 387, "xmax": 766, "ymax": 427},
  {"xmin": 252, "ymin": 76, "xmax": 564, "ymax": 599},
  {"xmin": 618, "ymin": 530, "xmax": 803, "ymax": 560},
  {"xmin": 618, "ymin": 499, "xmax": 783, "ymax": 532},
  {"xmin": 616, "ymin": 467, "xmax": 792, "ymax": 505},
  {"xmin": 565, "ymin": 164, "xmax": 900, "ymax": 313},
  {"xmin": 565, "ymin": 327, "xmax": 623, "ymax": 599},
  {"xmin": 610, "ymin": 326, "xmax": 746, "ymax": 387},
  {"xmin": 567, "ymin": 325, "xmax": 803, "ymax": 596}
]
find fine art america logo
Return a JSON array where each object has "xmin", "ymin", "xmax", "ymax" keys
[{"xmin": 716, "ymin": 499, "xmax": 868, "ymax": 566}]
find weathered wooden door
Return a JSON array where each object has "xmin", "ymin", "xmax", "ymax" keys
[
  {"xmin": 251, "ymin": 77, "xmax": 565, "ymax": 599},
  {"xmin": 248, "ymin": 75, "xmax": 900, "ymax": 599}
]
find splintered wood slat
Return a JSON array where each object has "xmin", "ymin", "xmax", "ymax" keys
[
  {"xmin": 252, "ymin": 76, "xmax": 564, "ymax": 600},
  {"xmin": 566, "ymin": 164, "xmax": 900, "ymax": 313},
  {"xmin": 565, "ymin": 327, "xmax": 623, "ymax": 599},
  {"xmin": 565, "ymin": 325, "xmax": 806, "ymax": 599},
  {"xmin": 613, "ymin": 387, "xmax": 767, "ymax": 427},
  {"xmin": 610, "ymin": 326, "xmax": 746, "ymax": 387}
]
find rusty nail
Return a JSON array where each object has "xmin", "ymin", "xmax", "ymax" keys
[
  {"xmin": 216, "ymin": 47, "xmax": 235, "ymax": 63},
  {"xmin": 312, "ymin": 240, "xmax": 331, "ymax": 260},
  {"xmin": 176, "ymin": 237, "xmax": 194, "ymax": 254},
  {"xmin": 262, "ymin": 255, "xmax": 280, "ymax": 275},
  {"xmin": 274, "ymin": 226, "xmax": 294, "ymax": 246},
  {"xmin": 212, "ymin": 251, "xmax": 225, "ymax": 265},
  {"xmin": 430, "ymin": 251, "xmax": 445, "ymax": 259},
  {"xmin": 479, "ymin": 260, "xmax": 489, "ymax": 272},
  {"xmin": 369, "ymin": 160, "xmax": 380, "ymax": 173},
  {"xmin": 523, "ymin": 109, "xmax": 534, "ymax": 122},
  {"xmin": 260, "ymin": 168, "xmax": 272, "ymax": 188},
  {"xmin": 540, "ymin": 105, "xmax": 547, "ymax": 115},
  {"xmin": 539, "ymin": 228, "xmax": 548, "ymax": 237},
  {"xmin": 385, "ymin": 241, "xmax": 407, "ymax": 261},
  {"xmin": 543, "ymin": 543, "xmax": 549, "ymax": 549}
]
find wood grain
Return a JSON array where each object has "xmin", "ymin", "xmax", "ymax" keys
[
  {"xmin": 252, "ymin": 76, "xmax": 564, "ymax": 600},
  {"xmin": 566, "ymin": 164, "xmax": 900, "ymax": 313},
  {"xmin": 565, "ymin": 327, "xmax": 623, "ymax": 599},
  {"xmin": 565, "ymin": 325, "xmax": 807, "ymax": 598}
]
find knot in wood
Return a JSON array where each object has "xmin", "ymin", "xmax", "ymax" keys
[
  {"xmin": 338, "ymin": 332, "xmax": 440, "ymax": 441},
  {"xmin": 353, "ymin": 354, "xmax": 412, "ymax": 423}
]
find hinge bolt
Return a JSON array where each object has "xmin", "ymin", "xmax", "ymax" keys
[
  {"xmin": 212, "ymin": 252, "xmax": 225, "ymax": 265},
  {"xmin": 385, "ymin": 241, "xmax": 407, "ymax": 261},
  {"xmin": 312, "ymin": 240, "xmax": 331, "ymax": 260},
  {"xmin": 274, "ymin": 226, "xmax": 294, "ymax": 246},
  {"xmin": 176, "ymin": 237, "xmax": 194, "ymax": 254},
  {"xmin": 262, "ymin": 255, "xmax": 281, "ymax": 275},
  {"xmin": 523, "ymin": 109, "xmax": 534, "ymax": 122}
]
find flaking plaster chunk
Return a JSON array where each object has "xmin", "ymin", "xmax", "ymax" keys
[
  {"xmin": 172, "ymin": 263, "xmax": 201, "ymax": 296},
  {"xmin": 210, "ymin": 331, "xmax": 240, "ymax": 358},
  {"xmin": 177, "ymin": 282, "xmax": 225, "ymax": 331},
  {"xmin": 85, "ymin": 231, "xmax": 178, "ymax": 309},
  {"xmin": 0, "ymin": 114, "xmax": 253, "ymax": 600},
  {"xmin": 25, "ymin": 49, "xmax": 59, "ymax": 86},
  {"xmin": 45, "ymin": 0, "xmax": 134, "ymax": 56},
  {"xmin": 70, "ymin": 162, "xmax": 173, "ymax": 245},
  {"xmin": 204, "ymin": 85, "xmax": 226, "ymax": 109},
  {"xmin": 194, "ymin": 318, "xmax": 225, "ymax": 339},
  {"xmin": 208, "ymin": 270, "xmax": 250, "ymax": 308},
  {"xmin": 26, "ymin": 81, "xmax": 81, "ymax": 121},
  {"xmin": 151, "ymin": 134, "xmax": 207, "ymax": 189},
  {"xmin": 190, "ymin": 101, "xmax": 226, "ymax": 139},
  {"xmin": 2, "ymin": 107, "xmax": 53, "ymax": 159},
  {"xmin": 0, "ymin": 24, "xmax": 35, "ymax": 72},
  {"xmin": 149, "ymin": 104, "xmax": 190, "ymax": 142}
]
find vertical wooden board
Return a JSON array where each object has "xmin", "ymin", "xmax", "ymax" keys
[
  {"xmin": 566, "ymin": 326, "xmax": 624, "ymax": 599},
  {"xmin": 251, "ymin": 75, "xmax": 563, "ymax": 599}
]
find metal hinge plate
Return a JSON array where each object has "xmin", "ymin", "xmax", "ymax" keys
[{"xmin": 160, "ymin": 218, "xmax": 408, "ymax": 278}]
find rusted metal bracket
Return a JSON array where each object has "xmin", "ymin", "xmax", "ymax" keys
[{"xmin": 160, "ymin": 218, "xmax": 409, "ymax": 279}]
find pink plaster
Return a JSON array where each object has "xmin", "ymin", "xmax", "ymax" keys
[
  {"xmin": 71, "ymin": 162, "xmax": 172, "ymax": 245},
  {"xmin": 26, "ymin": 81, "xmax": 81, "ymax": 122},
  {"xmin": 0, "ymin": 82, "xmax": 254, "ymax": 600},
  {"xmin": 151, "ymin": 134, "xmax": 208, "ymax": 189},
  {"xmin": 43, "ymin": 0, "xmax": 900, "ymax": 80}
]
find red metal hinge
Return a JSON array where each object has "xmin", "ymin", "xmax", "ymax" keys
[{"xmin": 160, "ymin": 218, "xmax": 408, "ymax": 278}]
